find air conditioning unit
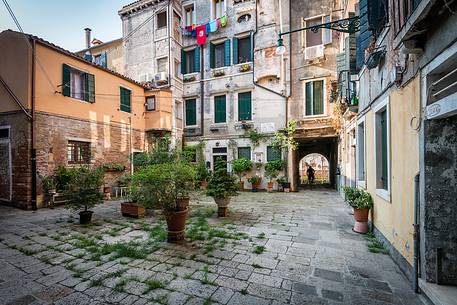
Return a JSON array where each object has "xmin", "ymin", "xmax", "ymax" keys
[
  {"xmin": 305, "ymin": 45, "xmax": 324, "ymax": 60},
  {"xmin": 154, "ymin": 72, "xmax": 168, "ymax": 85}
]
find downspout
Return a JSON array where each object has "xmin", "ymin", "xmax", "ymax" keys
[
  {"xmin": 31, "ymin": 39, "xmax": 37, "ymax": 210},
  {"xmin": 199, "ymin": 45, "xmax": 205, "ymax": 137},
  {"xmin": 413, "ymin": 172, "xmax": 420, "ymax": 293},
  {"xmin": 129, "ymin": 117, "xmax": 134, "ymax": 176}
]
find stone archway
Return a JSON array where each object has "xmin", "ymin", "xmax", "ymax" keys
[{"xmin": 299, "ymin": 153, "xmax": 330, "ymax": 185}]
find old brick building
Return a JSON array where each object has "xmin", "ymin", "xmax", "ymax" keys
[{"xmin": 0, "ymin": 30, "xmax": 173, "ymax": 209}]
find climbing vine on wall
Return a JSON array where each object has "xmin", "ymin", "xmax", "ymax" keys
[{"xmin": 272, "ymin": 120, "xmax": 298, "ymax": 150}]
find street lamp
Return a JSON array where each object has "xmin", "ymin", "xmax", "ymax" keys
[{"xmin": 275, "ymin": 37, "xmax": 286, "ymax": 56}]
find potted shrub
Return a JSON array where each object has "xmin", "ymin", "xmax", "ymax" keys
[
  {"xmin": 134, "ymin": 161, "xmax": 195, "ymax": 241},
  {"xmin": 343, "ymin": 186, "xmax": 373, "ymax": 234},
  {"xmin": 277, "ymin": 176, "xmax": 290, "ymax": 192},
  {"xmin": 195, "ymin": 162, "xmax": 210, "ymax": 190},
  {"xmin": 102, "ymin": 163, "xmax": 126, "ymax": 172},
  {"xmin": 239, "ymin": 63, "xmax": 251, "ymax": 72},
  {"xmin": 265, "ymin": 160, "xmax": 285, "ymax": 192},
  {"xmin": 232, "ymin": 158, "xmax": 253, "ymax": 190},
  {"xmin": 206, "ymin": 159, "xmax": 239, "ymax": 217},
  {"xmin": 64, "ymin": 167, "xmax": 104, "ymax": 224},
  {"xmin": 39, "ymin": 173, "xmax": 57, "ymax": 195},
  {"xmin": 248, "ymin": 175, "xmax": 262, "ymax": 192}
]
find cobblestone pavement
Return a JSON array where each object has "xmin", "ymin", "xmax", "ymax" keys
[{"xmin": 0, "ymin": 190, "xmax": 423, "ymax": 305}]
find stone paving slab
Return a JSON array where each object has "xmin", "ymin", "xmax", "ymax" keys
[{"xmin": 0, "ymin": 190, "xmax": 424, "ymax": 305}]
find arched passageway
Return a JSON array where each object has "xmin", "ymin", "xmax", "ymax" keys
[{"xmin": 299, "ymin": 153, "xmax": 330, "ymax": 185}]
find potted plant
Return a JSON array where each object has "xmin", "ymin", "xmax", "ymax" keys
[
  {"xmin": 39, "ymin": 173, "xmax": 57, "ymax": 195},
  {"xmin": 248, "ymin": 175, "xmax": 262, "ymax": 192},
  {"xmin": 64, "ymin": 167, "xmax": 104, "ymax": 224},
  {"xmin": 232, "ymin": 158, "xmax": 253, "ymax": 190},
  {"xmin": 102, "ymin": 163, "xmax": 126, "ymax": 172},
  {"xmin": 206, "ymin": 159, "xmax": 239, "ymax": 217},
  {"xmin": 343, "ymin": 187, "xmax": 373, "ymax": 234},
  {"xmin": 133, "ymin": 161, "xmax": 195, "ymax": 241},
  {"xmin": 239, "ymin": 63, "xmax": 251, "ymax": 72},
  {"xmin": 195, "ymin": 162, "xmax": 210, "ymax": 190},
  {"xmin": 277, "ymin": 176, "xmax": 290, "ymax": 192},
  {"xmin": 265, "ymin": 160, "xmax": 285, "ymax": 192}
]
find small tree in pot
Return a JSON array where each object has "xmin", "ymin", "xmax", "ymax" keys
[
  {"xmin": 265, "ymin": 160, "xmax": 285, "ymax": 192},
  {"xmin": 206, "ymin": 159, "xmax": 238, "ymax": 217},
  {"xmin": 343, "ymin": 186, "xmax": 373, "ymax": 234},
  {"xmin": 195, "ymin": 162, "xmax": 210, "ymax": 190},
  {"xmin": 247, "ymin": 175, "xmax": 262, "ymax": 191},
  {"xmin": 64, "ymin": 167, "xmax": 104, "ymax": 224},
  {"xmin": 232, "ymin": 158, "xmax": 253, "ymax": 190}
]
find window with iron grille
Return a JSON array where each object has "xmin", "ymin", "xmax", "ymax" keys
[
  {"xmin": 67, "ymin": 141, "xmax": 91, "ymax": 164},
  {"xmin": 238, "ymin": 147, "xmax": 251, "ymax": 160},
  {"xmin": 267, "ymin": 146, "xmax": 282, "ymax": 162}
]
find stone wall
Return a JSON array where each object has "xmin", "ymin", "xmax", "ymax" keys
[
  {"xmin": 0, "ymin": 111, "xmax": 31, "ymax": 209},
  {"xmin": 423, "ymin": 115, "xmax": 457, "ymax": 284}
]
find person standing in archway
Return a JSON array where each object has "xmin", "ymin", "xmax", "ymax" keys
[{"xmin": 307, "ymin": 165, "xmax": 315, "ymax": 184}]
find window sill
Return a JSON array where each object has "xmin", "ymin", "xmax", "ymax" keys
[
  {"xmin": 119, "ymin": 109, "xmax": 132, "ymax": 114},
  {"xmin": 376, "ymin": 188, "xmax": 391, "ymax": 203},
  {"xmin": 303, "ymin": 114, "xmax": 327, "ymax": 119},
  {"xmin": 185, "ymin": 125, "xmax": 199, "ymax": 129}
]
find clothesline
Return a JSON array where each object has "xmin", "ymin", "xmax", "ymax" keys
[{"xmin": 181, "ymin": 15, "xmax": 228, "ymax": 45}]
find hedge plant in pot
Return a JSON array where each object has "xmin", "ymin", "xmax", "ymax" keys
[
  {"xmin": 64, "ymin": 166, "xmax": 104, "ymax": 224},
  {"xmin": 343, "ymin": 186, "xmax": 373, "ymax": 234},
  {"xmin": 265, "ymin": 160, "xmax": 285, "ymax": 192},
  {"xmin": 248, "ymin": 175, "xmax": 262, "ymax": 192},
  {"xmin": 120, "ymin": 181, "xmax": 146, "ymax": 218},
  {"xmin": 195, "ymin": 162, "xmax": 210, "ymax": 190},
  {"xmin": 232, "ymin": 158, "xmax": 253, "ymax": 190},
  {"xmin": 206, "ymin": 159, "xmax": 239, "ymax": 217}
]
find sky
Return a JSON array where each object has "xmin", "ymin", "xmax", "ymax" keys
[{"xmin": 0, "ymin": 0, "xmax": 131, "ymax": 52}]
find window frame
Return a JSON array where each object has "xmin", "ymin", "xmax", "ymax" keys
[
  {"xmin": 214, "ymin": 42, "xmax": 226, "ymax": 68},
  {"xmin": 146, "ymin": 96, "xmax": 156, "ymax": 111},
  {"xmin": 63, "ymin": 64, "xmax": 95, "ymax": 103},
  {"xmin": 212, "ymin": 0, "xmax": 226, "ymax": 19},
  {"xmin": 184, "ymin": 4, "xmax": 196, "ymax": 26},
  {"xmin": 237, "ymin": 35, "xmax": 252, "ymax": 64},
  {"xmin": 303, "ymin": 78, "xmax": 326, "ymax": 117},
  {"xmin": 237, "ymin": 146, "xmax": 251, "ymax": 160},
  {"xmin": 237, "ymin": 91, "xmax": 252, "ymax": 121},
  {"xmin": 373, "ymin": 96, "xmax": 391, "ymax": 202},
  {"xmin": 157, "ymin": 11, "xmax": 168, "ymax": 29},
  {"xmin": 356, "ymin": 117, "xmax": 366, "ymax": 189},
  {"xmin": 185, "ymin": 98, "xmax": 197, "ymax": 127},
  {"xmin": 184, "ymin": 48, "xmax": 196, "ymax": 74},
  {"xmin": 214, "ymin": 94, "xmax": 227, "ymax": 124},
  {"xmin": 119, "ymin": 86, "xmax": 132, "ymax": 113},
  {"xmin": 267, "ymin": 146, "xmax": 282, "ymax": 162},
  {"xmin": 301, "ymin": 14, "xmax": 332, "ymax": 48},
  {"xmin": 67, "ymin": 140, "xmax": 91, "ymax": 165}
]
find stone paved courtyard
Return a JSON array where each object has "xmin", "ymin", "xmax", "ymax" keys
[{"xmin": 0, "ymin": 190, "xmax": 423, "ymax": 305}]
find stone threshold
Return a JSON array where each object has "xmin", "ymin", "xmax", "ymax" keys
[{"xmin": 419, "ymin": 279, "xmax": 457, "ymax": 305}]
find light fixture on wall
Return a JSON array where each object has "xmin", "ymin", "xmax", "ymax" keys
[{"xmin": 275, "ymin": 38, "xmax": 286, "ymax": 56}]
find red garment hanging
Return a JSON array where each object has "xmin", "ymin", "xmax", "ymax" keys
[{"xmin": 196, "ymin": 25, "xmax": 206, "ymax": 45}]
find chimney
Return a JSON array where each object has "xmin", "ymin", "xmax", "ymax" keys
[{"xmin": 84, "ymin": 28, "xmax": 91, "ymax": 49}]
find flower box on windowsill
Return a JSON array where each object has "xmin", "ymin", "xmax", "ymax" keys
[
  {"xmin": 213, "ymin": 69, "xmax": 226, "ymax": 77},
  {"xmin": 183, "ymin": 75, "xmax": 196, "ymax": 83},
  {"xmin": 235, "ymin": 121, "xmax": 253, "ymax": 130},
  {"xmin": 239, "ymin": 64, "xmax": 251, "ymax": 72}
]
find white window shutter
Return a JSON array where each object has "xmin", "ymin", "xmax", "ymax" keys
[{"xmin": 323, "ymin": 15, "xmax": 332, "ymax": 45}]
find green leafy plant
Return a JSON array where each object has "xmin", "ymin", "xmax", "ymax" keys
[
  {"xmin": 117, "ymin": 174, "xmax": 132, "ymax": 187},
  {"xmin": 205, "ymin": 159, "xmax": 238, "ymax": 199},
  {"xmin": 64, "ymin": 166, "xmax": 104, "ymax": 212},
  {"xmin": 246, "ymin": 129, "xmax": 266, "ymax": 148},
  {"xmin": 247, "ymin": 175, "xmax": 261, "ymax": 185},
  {"xmin": 55, "ymin": 165, "xmax": 77, "ymax": 191},
  {"xmin": 342, "ymin": 186, "xmax": 360, "ymax": 208},
  {"xmin": 102, "ymin": 163, "xmax": 126, "ymax": 172},
  {"xmin": 272, "ymin": 120, "xmax": 298, "ymax": 150},
  {"xmin": 354, "ymin": 189, "xmax": 373, "ymax": 209},
  {"xmin": 39, "ymin": 172, "xmax": 57, "ymax": 192},
  {"xmin": 182, "ymin": 145, "xmax": 197, "ymax": 162},
  {"xmin": 264, "ymin": 160, "xmax": 285, "ymax": 182},
  {"xmin": 232, "ymin": 158, "xmax": 253, "ymax": 181},
  {"xmin": 195, "ymin": 162, "xmax": 210, "ymax": 182}
]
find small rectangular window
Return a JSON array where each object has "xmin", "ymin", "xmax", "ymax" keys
[
  {"xmin": 215, "ymin": 43, "xmax": 225, "ymax": 68},
  {"xmin": 67, "ymin": 141, "xmax": 91, "ymax": 164},
  {"xmin": 120, "ymin": 87, "xmax": 132, "ymax": 113},
  {"xmin": 357, "ymin": 121, "xmax": 365, "ymax": 182},
  {"xmin": 238, "ymin": 147, "xmax": 251, "ymax": 160},
  {"xmin": 0, "ymin": 128, "xmax": 9, "ymax": 139},
  {"xmin": 238, "ymin": 36, "xmax": 251, "ymax": 64},
  {"xmin": 213, "ymin": 147, "xmax": 227, "ymax": 154},
  {"xmin": 157, "ymin": 11, "xmax": 167, "ymax": 29},
  {"xmin": 267, "ymin": 146, "xmax": 282, "ymax": 162},
  {"xmin": 62, "ymin": 64, "xmax": 95, "ymax": 103},
  {"xmin": 238, "ymin": 92, "xmax": 252, "ymax": 121},
  {"xmin": 185, "ymin": 99, "xmax": 197, "ymax": 126},
  {"xmin": 305, "ymin": 80, "xmax": 324, "ymax": 116},
  {"xmin": 185, "ymin": 49, "xmax": 196, "ymax": 74},
  {"xmin": 185, "ymin": 5, "xmax": 195, "ymax": 26},
  {"xmin": 146, "ymin": 96, "xmax": 156, "ymax": 111},
  {"xmin": 214, "ymin": 95, "xmax": 226, "ymax": 123},
  {"xmin": 376, "ymin": 108, "xmax": 389, "ymax": 190},
  {"xmin": 305, "ymin": 17, "xmax": 323, "ymax": 47},
  {"xmin": 213, "ymin": 0, "xmax": 225, "ymax": 19}
]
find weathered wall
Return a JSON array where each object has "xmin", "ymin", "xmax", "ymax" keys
[{"xmin": 423, "ymin": 115, "xmax": 457, "ymax": 284}]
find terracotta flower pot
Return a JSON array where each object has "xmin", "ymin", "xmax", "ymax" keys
[
  {"xmin": 251, "ymin": 182, "xmax": 260, "ymax": 192},
  {"xmin": 199, "ymin": 180, "xmax": 207, "ymax": 190},
  {"xmin": 79, "ymin": 210, "xmax": 93, "ymax": 224},
  {"xmin": 165, "ymin": 208, "xmax": 188, "ymax": 242},
  {"xmin": 121, "ymin": 202, "xmax": 146, "ymax": 218},
  {"xmin": 267, "ymin": 182, "xmax": 274, "ymax": 192},
  {"xmin": 353, "ymin": 208, "xmax": 369, "ymax": 234},
  {"xmin": 214, "ymin": 197, "xmax": 230, "ymax": 217},
  {"xmin": 176, "ymin": 197, "xmax": 190, "ymax": 211}
]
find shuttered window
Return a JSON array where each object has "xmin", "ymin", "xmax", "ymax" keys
[
  {"xmin": 120, "ymin": 87, "xmax": 131, "ymax": 113},
  {"xmin": 305, "ymin": 80, "xmax": 324, "ymax": 116},
  {"xmin": 380, "ymin": 110, "xmax": 388, "ymax": 190},
  {"xmin": 375, "ymin": 102, "xmax": 389, "ymax": 193},
  {"xmin": 233, "ymin": 34, "xmax": 252, "ymax": 65},
  {"xmin": 67, "ymin": 141, "xmax": 91, "ymax": 164},
  {"xmin": 238, "ymin": 147, "xmax": 251, "ymax": 160},
  {"xmin": 214, "ymin": 95, "xmax": 226, "ymax": 123},
  {"xmin": 181, "ymin": 48, "xmax": 200, "ymax": 74},
  {"xmin": 267, "ymin": 146, "xmax": 282, "ymax": 162},
  {"xmin": 238, "ymin": 92, "xmax": 252, "ymax": 121},
  {"xmin": 62, "ymin": 64, "xmax": 95, "ymax": 103},
  {"xmin": 185, "ymin": 99, "xmax": 197, "ymax": 126},
  {"xmin": 210, "ymin": 40, "xmax": 231, "ymax": 68}
]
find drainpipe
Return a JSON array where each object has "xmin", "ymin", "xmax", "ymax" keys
[
  {"xmin": 129, "ymin": 117, "xmax": 134, "ymax": 175},
  {"xmin": 413, "ymin": 172, "xmax": 420, "ymax": 292},
  {"xmin": 199, "ymin": 45, "xmax": 205, "ymax": 137},
  {"xmin": 31, "ymin": 39, "xmax": 37, "ymax": 210}
]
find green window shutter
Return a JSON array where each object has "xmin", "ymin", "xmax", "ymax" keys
[
  {"xmin": 381, "ymin": 110, "xmax": 388, "ymax": 190},
  {"xmin": 313, "ymin": 80, "xmax": 324, "ymax": 115},
  {"xmin": 305, "ymin": 82, "xmax": 313, "ymax": 115},
  {"xmin": 214, "ymin": 95, "xmax": 226, "ymax": 123},
  {"xmin": 267, "ymin": 146, "xmax": 281, "ymax": 162},
  {"xmin": 238, "ymin": 147, "xmax": 251, "ymax": 160},
  {"xmin": 224, "ymin": 39, "xmax": 231, "ymax": 66},
  {"xmin": 194, "ymin": 47, "xmax": 200, "ymax": 73},
  {"xmin": 84, "ymin": 73, "xmax": 95, "ymax": 103},
  {"xmin": 185, "ymin": 99, "xmax": 197, "ymax": 126},
  {"xmin": 181, "ymin": 49, "xmax": 186, "ymax": 74},
  {"xmin": 249, "ymin": 33, "xmax": 253, "ymax": 62},
  {"xmin": 238, "ymin": 92, "xmax": 252, "ymax": 121},
  {"xmin": 210, "ymin": 43, "xmax": 215, "ymax": 69},
  {"xmin": 120, "ymin": 87, "xmax": 131, "ymax": 112},
  {"xmin": 62, "ymin": 64, "xmax": 71, "ymax": 97},
  {"xmin": 232, "ymin": 37, "xmax": 239, "ymax": 65}
]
